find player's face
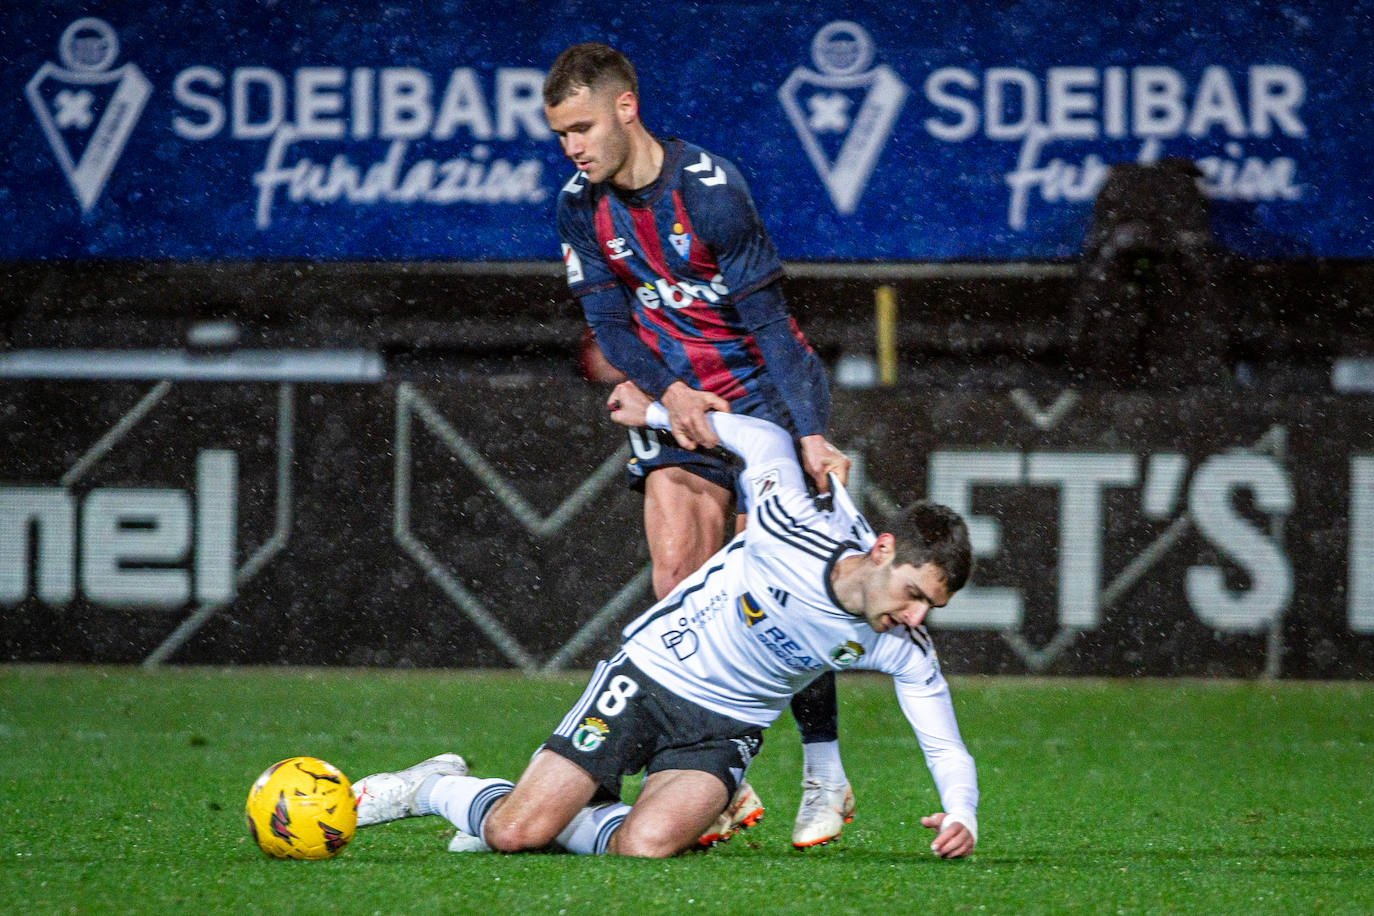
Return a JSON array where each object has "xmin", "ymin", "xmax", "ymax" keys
[
  {"xmin": 545, "ymin": 86, "xmax": 633, "ymax": 186},
  {"xmin": 862, "ymin": 561, "xmax": 952, "ymax": 634}
]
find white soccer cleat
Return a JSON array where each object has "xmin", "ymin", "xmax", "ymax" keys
[
  {"xmin": 791, "ymin": 779, "xmax": 855, "ymax": 848},
  {"xmin": 697, "ymin": 781, "xmax": 765, "ymax": 847},
  {"xmin": 353, "ymin": 753, "xmax": 468, "ymax": 827},
  {"xmin": 447, "ymin": 831, "xmax": 492, "ymax": 853}
]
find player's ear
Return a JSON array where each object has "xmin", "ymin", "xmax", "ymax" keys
[
  {"xmin": 869, "ymin": 533, "xmax": 896, "ymax": 566},
  {"xmin": 614, "ymin": 89, "xmax": 638, "ymax": 124}
]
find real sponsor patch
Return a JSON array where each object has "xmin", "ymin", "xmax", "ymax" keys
[{"xmin": 753, "ymin": 624, "xmax": 816, "ymax": 670}]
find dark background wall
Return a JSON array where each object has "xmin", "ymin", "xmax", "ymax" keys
[
  {"xmin": 2, "ymin": 344, "xmax": 1372, "ymax": 677},
  {"xmin": 5, "ymin": 257, "xmax": 1373, "ymax": 387},
  {"xmin": 4, "ymin": 3, "xmax": 1373, "ymax": 677}
]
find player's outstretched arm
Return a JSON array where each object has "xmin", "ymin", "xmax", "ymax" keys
[
  {"xmin": 891, "ymin": 680, "xmax": 979, "ymax": 858},
  {"xmin": 921, "ymin": 812, "xmax": 976, "ymax": 859},
  {"xmin": 607, "ymin": 380, "xmax": 732, "ymax": 452}
]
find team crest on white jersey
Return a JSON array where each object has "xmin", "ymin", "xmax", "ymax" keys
[
  {"xmin": 779, "ymin": 21, "xmax": 908, "ymax": 215},
  {"xmin": 830, "ymin": 640, "xmax": 865, "ymax": 667},
  {"xmin": 26, "ymin": 18, "xmax": 151, "ymax": 213}
]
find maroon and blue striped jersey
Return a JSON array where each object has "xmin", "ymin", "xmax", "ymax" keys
[{"xmin": 557, "ymin": 138, "xmax": 823, "ymax": 429}]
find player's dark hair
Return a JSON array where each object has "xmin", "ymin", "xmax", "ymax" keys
[
  {"xmin": 544, "ymin": 42, "xmax": 639, "ymax": 107},
  {"xmin": 889, "ymin": 501, "xmax": 973, "ymax": 593}
]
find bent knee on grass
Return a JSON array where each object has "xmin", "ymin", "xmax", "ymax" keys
[
  {"xmin": 610, "ymin": 768, "xmax": 729, "ymax": 858},
  {"xmin": 481, "ymin": 803, "xmax": 562, "ymax": 853},
  {"xmin": 483, "ymin": 751, "xmax": 597, "ymax": 852},
  {"xmin": 609, "ymin": 820, "xmax": 698, "ymax": 858}
]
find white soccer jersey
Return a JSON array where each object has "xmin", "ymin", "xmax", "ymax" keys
[{"xmin": 620, "ymin": 405, "xmax": 979, "ymax": 835}]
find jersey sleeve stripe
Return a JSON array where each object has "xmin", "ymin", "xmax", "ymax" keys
[
  {"xmin": 759, "ymin": 499, "xmax": 838, "ymax": 556},
  {"xmin": 906, "ymin": 625, "xmax": 932, "ymax": 655},
  {"xmin": 634, "ymin": 322, "xmax": 668, "ymax": 362},
  {"xmin": 756, "ymin": 498, "xmax": 842, "ymax": 560}
]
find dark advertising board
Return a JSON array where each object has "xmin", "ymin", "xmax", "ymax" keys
[{"xmin": 2, "ymin": 378, "xmax": 1371, "ymax": 677}]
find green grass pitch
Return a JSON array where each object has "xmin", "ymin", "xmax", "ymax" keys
[{"xmin": 1, "ymin": 667, "xmax": 1369, "ymax": 914}]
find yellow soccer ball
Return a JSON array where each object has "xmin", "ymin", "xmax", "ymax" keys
[{"xmin": 245, "ymin": 756, "xmax": 357, "ymax": 859}]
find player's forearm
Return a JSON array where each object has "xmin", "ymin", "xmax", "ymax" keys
[
  {"xmin": 580, "ymin": 286, "xmax": 680, "ymax": 398},
  {"xmin": 587, "ymin": 322, "xmax": 679, "ymax": 398},
  {"xmin": 927, "ymin": 751, "xmax": 979, "ymax": 840},
  {"xmin": 896, "ymin": 683, "xmax": 980, "ymax": 838},
  {"xmin": 734, "ymin": 285, "xmax": 825, "ymax": 436},
  {"xmin": 755, "ymin": 333, "xmax": 826, "ymax": 436}
]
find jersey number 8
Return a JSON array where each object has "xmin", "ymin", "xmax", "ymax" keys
[{"xmin": 596, "ymin": 675, "xmax": 640, "ymax": 717}]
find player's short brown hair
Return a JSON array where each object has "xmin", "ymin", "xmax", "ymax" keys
[
  {"xmin": 544, "ymin": 42, "xmax": 639, "ymax": 107},
  {"xmin": 889, "ymin": 501, "xmax": 973, "ymax": 593}
]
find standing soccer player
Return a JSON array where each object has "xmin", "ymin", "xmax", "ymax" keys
[{"xmin": 543, "ymin": 42, "xmax": 853, "ymax": 847}]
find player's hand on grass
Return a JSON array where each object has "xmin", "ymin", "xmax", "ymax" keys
[
  {"xmin": 660, "ymin": 380, "xmax": 730, "ymax": 450},
  {"xmin": 607, "ymin": 381, "xmax": 653, "ymax": 427},
  {"xmin": 799, "ymin": 435, "xmax": 850, "ymax": 492},
  {"xmin": 921, "ymin": 812, "xmax": 975, "ymax": 859}
]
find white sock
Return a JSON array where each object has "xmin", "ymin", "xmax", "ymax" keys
[
  {"xmin": 416, "ymin": 774, "xmax": 513, "ymax": 837},
  {"xmin": 801, "ymin": 740, "xmax": 847, "ymax": 786},
  {"xmin": 554, "ymin": 801, "xmax": 630, "ymax": 855}
]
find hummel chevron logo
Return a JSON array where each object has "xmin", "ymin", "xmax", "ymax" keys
[
  {"xmin": 562, "ymin": 171, "xmax": 587, "ymax": 194},
  {"xmin": 685, "ymin": 153, "xmax": 727, "ymax": 186}
]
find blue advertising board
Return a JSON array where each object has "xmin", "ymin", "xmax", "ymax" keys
[{"xmin": 2, "ymin": 1, "xmax": 1370, "ymax": 260}]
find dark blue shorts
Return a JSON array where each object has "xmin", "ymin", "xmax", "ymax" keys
[
  {"xmin": 622, "ymin": 380, "xmax": 831, "ymax": 498},
  {"xmin": 623, "ymin": 425, "xmax": 739, "ymax": 493}
]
